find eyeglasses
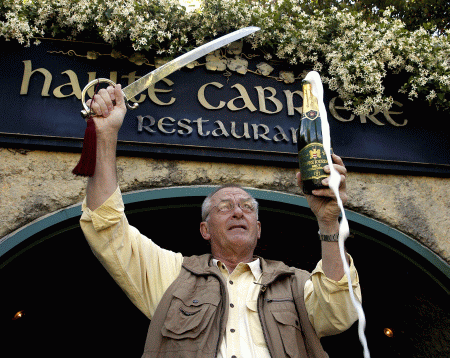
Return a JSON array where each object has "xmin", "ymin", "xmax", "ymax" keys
[{"xmin": 210, "ymin": 198, "xmax": 256, "ymax": 216}]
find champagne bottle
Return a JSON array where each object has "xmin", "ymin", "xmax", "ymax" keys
[{"xmin": 298, "ymin": 80, "xmax": 331, "ymax": 195}]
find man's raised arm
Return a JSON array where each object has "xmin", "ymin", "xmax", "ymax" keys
[
  {"xmin": 85, "ymin": 85, "xmax": 127, "ymax": 210},
  {"xmin": 298, "ymin": 154, "xmax": 361, "ymax": 337},
  {"xmin": 79, "ymin": 86, "xmax": 183, "ymax": 319},
  {"xmin": 86, "ymin": 84, "xmax": 127, "ymax": 210}
]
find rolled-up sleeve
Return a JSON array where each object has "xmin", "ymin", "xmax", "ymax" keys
[
  {"xmin": 304, "ymin": 255, "xmax": 361, "ymax": 338},
  {"xmin": 80, "ymin": 186, "xmax": 183, "ymax": 320}
]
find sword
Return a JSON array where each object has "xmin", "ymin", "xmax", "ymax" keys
[{"xmin": 80, "ymin": 26, "xmax": 260, "ymax": 118}]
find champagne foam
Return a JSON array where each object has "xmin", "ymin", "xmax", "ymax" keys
[{"xmin": 304, "ymin": 71, "xmax": 371, "ymax": 358}]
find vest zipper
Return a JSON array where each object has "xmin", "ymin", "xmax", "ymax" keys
[
  {"xmin": 257, "ymin": 284, "xmax": 275, "ymax": 358},
  {"xmin": 256, "ymin": 272, "xmax": 295, "ymax": 358},
  {"xmin": 265, "ymin": 298, "xmax": 294, "ymax": 303},
  {"xmin": 213, "ymin": 272, "xmax": 227, "ymax": 358}
]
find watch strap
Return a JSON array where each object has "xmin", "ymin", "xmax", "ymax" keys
[{"xmin": 318, "ymin": 231, "xmax": 339, "ymax": 242}]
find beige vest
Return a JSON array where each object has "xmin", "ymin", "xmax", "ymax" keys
[{"xmin": 141, "ymin": 254, "xmax": 328, "ymax": 358}]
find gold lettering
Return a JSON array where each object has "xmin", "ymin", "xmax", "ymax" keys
[
  {"xmin": 178, "ymin": 118, "xmax": 193, "ymax": 135},
  {"xmin": 290, "ymin": 127, "xmax": 298, "ymax": 144},
  {"xmin": 212, "ymin": 120, "xmax": 230, "ymax": 137},
  {"xmin": 87, "ymin": 72, "xmax": 118, "ymax": 98},
  {"xmin": 148, "ymin": 78, "xmax": 176, "ymax": 106},
  {"xmin": 331, "ymin": 97, "xmax": 407, "ymax": 126},
  {"xmin": 329, "ymin": 97, "xmax": 354, "ymax": 122},
  {"xmin": 20, "ymin": 60, "xmax": 52, "ymax": 96},
  {"xmin": 273, "ymin": 125, "xmax": 289, "ymax": 142},
  {"xmin": 137, "ymin": 114, "xmax": 299, "ymax": 144},
  {"xmin": 198, "ymin": 82, "xmax": 226, "ymax": 109},
  {"xmin": 193, "ymin": 118, "xmax": 210, "ymax": 136},
  {"xmin": 122, "ymin": 71, "xmax": 146, "ymax": 103},
  {"xmin": 310, "ymin": 159, "xmax": 328, "ymax": 164},
  {"xmin": 88, "ymin": 72, "xmax": 96, "ymax": 85},
  {"xmin": 360, "ymin": 107, "xmax": 385, "ymax": 126},
  {"xmin": 255, "ymin": 86, "xmax": 283, "ymax": 114},
  {"xmin": 283, "ymin": 90, "xmax": 303, "ymax": 116},
  {"xmin": 53, "ymin": 70, "xmax": 82, "ymax": 99},
  {"xmin": 251, "ymin": 124, "xmax": 271, "ymax": 141},
  {"xmin": 158, "ymin": 117, "xmax": 176, "ymax": 134},
  {"xmin": 231, "ymin": 122, "xmax": 251, "ymax": 139},
  {"xmin": 227, "ymin": 84, "xmax": 257, "ymax": 112},
  {"xmin": 137, "ymin": 115, "xmax": 156, "ymax": 133},
  {"xmin": 384, "ymin": 101, "xmax": 407, "ymax": 126}
]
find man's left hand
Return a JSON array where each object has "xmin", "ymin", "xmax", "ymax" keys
[{"xmin": 296, "ymin": 153, "xmax": 348, "ymax": 234}]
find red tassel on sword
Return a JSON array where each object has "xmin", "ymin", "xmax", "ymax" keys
[
  {"xmin": 72, "ymin": 117, "xmax": 97, "ymax": 177},
  {"xmin": 72, "ymin": 83, "xmax": 100, "ymax": 177}
]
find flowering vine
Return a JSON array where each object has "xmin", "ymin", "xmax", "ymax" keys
[{"xmin": 1, "ymin": 0, "xmax": 449, "ymax": 115}]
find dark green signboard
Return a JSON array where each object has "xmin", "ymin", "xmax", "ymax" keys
[{"xmin": 1, "ymin": 39, "xmax": 448, "ymax": 175}]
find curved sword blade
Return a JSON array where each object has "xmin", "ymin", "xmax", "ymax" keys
[{"xmin": 122, "ymin": 26, "xmax": 260, "ymax": 100}]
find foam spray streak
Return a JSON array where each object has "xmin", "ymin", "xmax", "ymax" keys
[{"xmin": 304, "ymin": 71, "xmax": 371, "ymax": 358}]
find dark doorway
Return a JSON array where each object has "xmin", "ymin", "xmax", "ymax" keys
[{"xmin": 1, "ymin": 194, "xmax": 449, "ymax": 357}]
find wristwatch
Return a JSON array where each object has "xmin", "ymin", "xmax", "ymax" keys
[{"xmin": 318, "ymin": 231, "xmax": 339, "ymax": 242}]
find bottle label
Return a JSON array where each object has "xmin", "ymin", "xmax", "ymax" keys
[
  {"xmin": 298, "ymin": 143, "xmax": 329, "ymax": 181},
  {"xmin": 304, "ymin": 109, "xmax": 319, "ymax": 121}
]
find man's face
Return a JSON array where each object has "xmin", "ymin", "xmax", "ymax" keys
[{"xmin": 200, "ymin": 187, "xmax": 261, "ymax": 258}]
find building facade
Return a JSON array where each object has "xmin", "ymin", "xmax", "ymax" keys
[{"xmin": 1, "ymin": 39, "xmax": 449, "ymax": 357}]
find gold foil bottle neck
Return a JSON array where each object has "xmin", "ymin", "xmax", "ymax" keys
[{"xmin": 302, "ymin": 81, "xmax": 319, "ymax": 114}]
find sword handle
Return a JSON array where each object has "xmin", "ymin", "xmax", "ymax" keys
[{"xmin": 81, "ymin": 78, "xmax": 139, "ymax": 119}]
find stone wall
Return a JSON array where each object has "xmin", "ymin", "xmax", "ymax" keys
[{"xmin": 1, "ymin": 147, "xmax": 449, "ymax": 263}]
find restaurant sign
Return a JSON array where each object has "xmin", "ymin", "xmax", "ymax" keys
[{"xmin": 1, "ymin": 40, "xmax": 448, "ymax": 175}]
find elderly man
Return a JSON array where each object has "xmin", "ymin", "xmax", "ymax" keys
[{"xmin": 80, "ymin": 85, "xmax": 360, "ymax": 358}]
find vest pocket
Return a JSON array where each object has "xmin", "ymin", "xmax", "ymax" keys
[
  {"xmin": 246, "ymin": 300, "xmax": 267, "ymax": 347},
  {"xmin": 272, "ymin": 310, "xmax": 304, "ymax": 358},
  {"xmin": 162, "ymin": 287, "xmax": 221, "ymax": 340}
]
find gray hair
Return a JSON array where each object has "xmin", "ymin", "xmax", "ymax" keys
[{"xmin": 201, "ymin": 184, "xmax": 259, "ymax": 221}]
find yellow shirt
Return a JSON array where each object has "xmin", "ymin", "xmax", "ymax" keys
[
  {"xmin": 213, "ymin": 259, "xmax": 270, "ymax": 358},
  {"xmin": 80, "ymin": 187, "xmax": 361, "ymax": 356}
]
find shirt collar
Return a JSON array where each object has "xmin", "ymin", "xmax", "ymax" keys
[{"xmin": 212, "ymin": 258, "xmax": 262, "ymax": 280}]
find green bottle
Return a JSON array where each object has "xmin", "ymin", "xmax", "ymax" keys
[{"xmin": 297, "ymin": 80, "xmax": 331, "ymax": 195}]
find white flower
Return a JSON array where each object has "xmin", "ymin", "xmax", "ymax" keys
[
  {"xmin": 1, "ymin": 0, "xmax": 449, "ymax": 113},
  {"xmin": 426, "ymin": 90, "xmax": 437, "ymax": 101}
]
